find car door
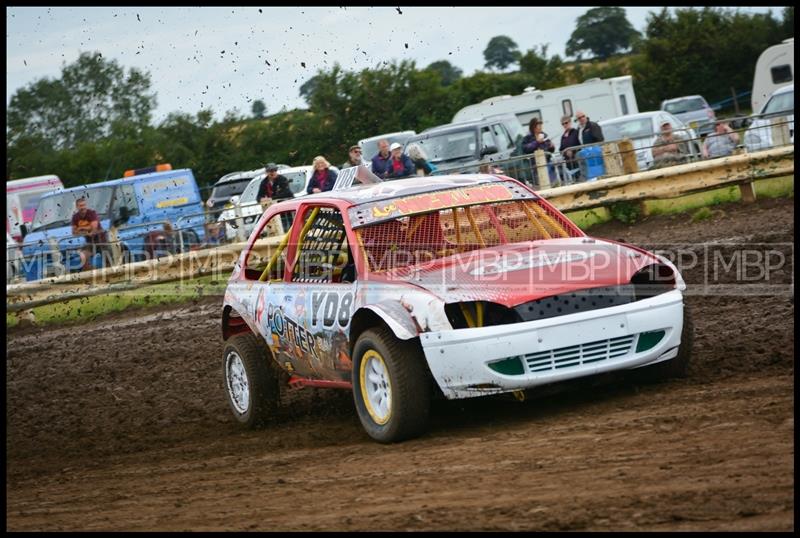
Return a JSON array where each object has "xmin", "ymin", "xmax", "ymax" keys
[
  {"xmin": 278, "ymin": 203, "xmax": 358, "ymax": 380},
  {"xmin": 233, "ymin": 206, "xmax": 298, "ymax": 371}
]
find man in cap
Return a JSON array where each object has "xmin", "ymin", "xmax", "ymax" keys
[
  {"xmin": 341, "ymin": 145, "xmax": 366, "ymax": 169},
  {"xmin": 384, "ymin": 142, "xmax": 416, "ymax": 179},
  {"xmin": 651, "ymin": 121, "xmax": 690, "ymax": 168},
  {"xmin": 257, "ymin": 163, "xmax": 293, "ymax": 204}
]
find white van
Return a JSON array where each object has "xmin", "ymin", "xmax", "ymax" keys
[
  {"xmin": 452, "ymin": 76, "xmax": 638, "ymax": 135},
  {"xmin": 752, "ymin": 38, "xmax": 794, "ymax": 114},
  {"xmin": 6, "ymin": 174, "xmax": 63, "ymax": 242}
]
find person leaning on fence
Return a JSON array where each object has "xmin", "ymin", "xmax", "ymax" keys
[
  {"xmin": 559, "ymin": 115, "xmax": 581, "ymax": 177},
  {"xmin": 307, "ymin": 156, "xmax": 338, "ymax": 194},
  {"xmin": 702, "ymin": 121, "xmax": 740, "ymax": 159},
  {"xmin": 341, "ymin": 145, "xmax": 366, "ymax": 169},
  {"xmin": 405, "ymin": 143, "xmax": 437, "ymax": 176},
  {"xmin": 651, "ymin": 121, "xmax": 691, "ymax": 168},
  {"xmin": 370, "ymin": 139, "xmax": 393, "ymax": 178},
  {"xmin": 521, "ymin": 118, "xmax": 556, "ymax": 185},
  {"xmin": 575, "ymin": 110, "xmax": 604, "ymax": 145},
  {"xmin": 384, "ymin": 142, "xmax": 416, "ymax": 179},
  {"xmin": 257, "ymin": 163, "xmax": 293, "ymax": 204},
  {"xmin": 71, "ymin": 197, "xmax": 109, "ymax": 271}
]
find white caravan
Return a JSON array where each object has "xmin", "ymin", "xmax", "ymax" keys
[
  {"xmin": 452, "ymin": 76, "xmax": 638, "ymax": 136},
  {"xmin": 751, "ymin": 38, "xmax": 794, "ymax": 114}
]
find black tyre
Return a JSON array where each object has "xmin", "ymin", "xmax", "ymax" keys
[
  {"xmin": 352, "ymin": 328, "xmax": 431, "ymax": 443},
  {"xmin": 223, "ymin": 333, "xmax": 280, "ymax": 428},
  {"xmin": 636, "ymin": 306, "xmax": 694, "ymax": 382}
]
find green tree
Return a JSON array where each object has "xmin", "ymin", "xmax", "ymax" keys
[
  {"xmin": 519, "ymin": 45, "xmax": 566, "ymax": 89},
  {"xmin": 7, "ymin": 51, "xmax": 155, "ymax": 150},
  {"xmin": 251, "ymin": 99, "xmax": 267, "ymax": 119},
  {"xmin": 425, "ymin": 60, "xmax": 463, "ymax": 86},
  {"xmin": 630, "ymin": 7, "xmax": 784, "ymax": 110},
  {"xmin": 483, "ymin": 35, "xmax": 521, "ymax": 71},
  {"xmin": 781, "ymin": 7, "xmax": 793, "ymax": 36},
  {"xmin": 299, "ymin": 75, "xmax": 322, "ymax": 104},
  {"xmin": 566, "ymin": 7, "xmax": 641, "ymax": 60}
]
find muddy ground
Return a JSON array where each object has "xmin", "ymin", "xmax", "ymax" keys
[{"xmin": 6, "ymin": 196, "xmax": 794, "ymax": 531}]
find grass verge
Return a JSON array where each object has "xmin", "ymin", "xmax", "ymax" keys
[{"xmin": 7, "ymin": 274, "xmax": 226, "ymax": 328}]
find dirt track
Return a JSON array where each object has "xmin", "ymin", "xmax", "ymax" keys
[{"xmin": 6, "ymin": 197, "xmax": 794, "ymax": 531}]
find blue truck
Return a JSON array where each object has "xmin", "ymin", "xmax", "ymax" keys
[{"xmin": 20, "ymin": 167, "xmax": 207, "ymax": 281}]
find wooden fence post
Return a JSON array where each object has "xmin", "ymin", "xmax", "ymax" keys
[
  {"xmin": 771, "ymin": 117, "xmax": 791, "ymax": 147},
  {"xmin": 602, "ymin": 142, "xmax": 624, "ymax": 178},
  {"xmin": 731, "ymin": 147, "xmax": 757, "ymax": 203},
  {"xmin": 534, "ymin": 150, "xmax": 550, "ymax": 189},
  {"xmin": 108, "ymin": 227, "xmax": 122, "ymax": 266},
  {"xmin": 618, "ymin": 139, "xmax": 639, "ymax": 175}
]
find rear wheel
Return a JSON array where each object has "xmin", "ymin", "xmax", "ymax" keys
[
  {"xmin": 352, "ymin": 328, "xmax": 431, "ymax": 443},
  {"xmin": 223, "ymin": 333, "xmax": 280, "ymax": 428}
]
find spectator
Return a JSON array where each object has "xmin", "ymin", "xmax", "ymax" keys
[
  {"xmin": 144, "ymin": 222, "xmax": 178, "ymax": 259},
  {"xmin": 307, "ymin": 156, "xmax": 338, "ymax": 194},
  {"xmin": 702, "ymin": 121, "xmax": 740, "ymax": 159},
  {"xmin": 370, "ymin": 139, "xmax": 392, "ymax": 178},
  {"xmin": 521, "ymin": 119, "xmax": 556, "ymax": 186},
  {"xmin": 70, "ymin": 197, "xmax": 109, "ymax": 271},
  {"xmin": 257, "ymin": 163, "xmax": 293, "ymax": 203},
  {"xmin": 384, "ymin": 142, "xmax": 416, "ymax": 179},
  {"xmin": 575, "ymin": 110, "xmax": 604, "ymax": 145},
  {"xmin": 522, "ymin": 118, "xmax": 555, "ymax": 155},
  {"xmin": 558, "ymin": 114, "xmax": 581, "ymax": 177},
  {"xmin": 406, "ymin": 143, "xmax": 437, "ymax": 176},
  {"xmin": 341, "ymin": 145, "xmax": 366, "ymax": 169},
  {"xmin": 651, "ymin": 121, "xmax": 690, "ymax": 168}
]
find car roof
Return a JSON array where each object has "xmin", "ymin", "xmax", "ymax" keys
[
  {"xmin": 214, "ymin": 169, "xmax": 262, "ymax": 185},
  {"xmin": 599, "ymin": 111, "xmax": 669, "ymax": 124},
  {"xmin": 662, "ymin": 95, "xmax": 704, "ymax": 103},
  {"xmin": 39, "ymin": 169, "xmax": 193, "ymax": 197},
  {"xmin": 299, "ymin": 174, "xmax": 524, "ymax": 207},
  {"xmin": 772, "ymin": 83, "xmax": 794, "ymax": 96}
]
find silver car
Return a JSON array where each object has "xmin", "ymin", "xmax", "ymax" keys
[
  {"xmin": 598, "ymin": 111, "xmax": 702, "ymax": 171},
  {"xmin": 661, "ymin": 95, "xmax": 716, "ymax": 137},
  {"xmin": 744, "ymin": 83, "xmax": 794, "ymax": 152}
]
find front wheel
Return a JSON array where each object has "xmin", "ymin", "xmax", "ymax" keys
[
  {"xmin": 223, "ymin": 333, "xmax": 280, "ymax": 428},
  {"xmin": 352, "ymin": 328, "xmax": 431, "ymax": 443}
]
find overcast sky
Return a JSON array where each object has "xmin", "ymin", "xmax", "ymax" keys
[{"xmin": 6, "ymin": 6, "xmax": 782, "ymax": 123}]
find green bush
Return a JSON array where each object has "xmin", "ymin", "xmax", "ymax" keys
[
  {"xmin": 691, "ymin": 207, "xmax": 713, "ymax": 222},
  {"xmin": 609, "ymin": 201, "xmax": 642, "ymax": 224}
]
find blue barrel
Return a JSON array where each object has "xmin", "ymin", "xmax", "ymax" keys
[{"xmin": 577, "ymin": 146, "xmax": 605, "ymax": 181}]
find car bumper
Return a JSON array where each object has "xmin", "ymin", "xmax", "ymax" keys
[{"xmin": 420, "ymin": 289, "xmax": 685, "ymax": 399}]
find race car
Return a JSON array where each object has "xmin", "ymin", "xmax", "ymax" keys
[{"xmin": 221, "ymin": 169, "xmax": 692, "ymax": 443}]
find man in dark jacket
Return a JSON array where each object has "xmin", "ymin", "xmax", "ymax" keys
[
  {"xmin": 370, "ymin": 139, "xmax": 392, "ymax": 178},
  {"xmin": 257, "ymin": 163, "xmax": 293, "ymax": 203},
  {"xmin": 576, "ymin": 110, "xmax": 604, "ymax": 145},
  {"xmin": 384, "ymin": 142, "xmax": 416, "ymax": 179}
]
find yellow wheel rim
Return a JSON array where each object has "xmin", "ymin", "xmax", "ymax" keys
[{"xmin": 360, "ymin": 349, "xmax": 392, "ymax": 425}]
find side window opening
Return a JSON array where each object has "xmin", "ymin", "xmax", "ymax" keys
[
  {"xmin": 291, "ymin": 207, "xmax": 355, "ymax": 284},
  {"xmin": 492, "ymin": 123, "xmax": 515, "ymax": 150},
  {"xmin": 620, "ymin": 94, "xmax": 629, "ymax": 116},
  {"xmin": 480, "ymin": 126, "xmax": 495, "ymax": 150},
  {"xmin": 111, "ymin": 184, "xmax": 139, "ymax": 217},
  {"xmin": 771, "ymin": 64, "xmax": 793, "ymax": 84},
  {"xmin": 562, "ymin": 99, "xmax": 573, "ymax": 118},
  {"xmin": 244, "ymin": 210, "xmax": 296, "ymax": 281}
]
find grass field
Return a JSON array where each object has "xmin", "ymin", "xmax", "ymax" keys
[{"xmin": 566, "ymin": 175, "xmax": 793, "ymax": 230}]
